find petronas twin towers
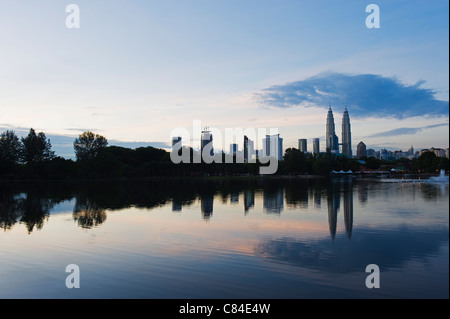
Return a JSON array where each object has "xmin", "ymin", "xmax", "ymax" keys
[{"xmin": 326, "ymin": 106, "xmax": 352, "ymax": 157}]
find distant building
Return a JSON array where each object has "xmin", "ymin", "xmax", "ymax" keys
[
  {"xmin": 298, "ymin": 139, "xmax": 307, "ymax": 153},
  {"xmin": 431, "ymin": 147, "xmax": 446, "ymax": 158},
  {"xmin": 243, "ymin": 136, "xmax": 249, "ymax": 163},
  {"xmin": 341, "ymin": 107, "xmax": 352, "ymax": 158},
  {"xmin": 407, "ymin": 145, "xmax": 414, "ymax": 156},
  {"xmin": 420, "ymin": 148, "xmax": 446, "ymax": 158},
  {"xmin": 243, "ymin": 137, "xmax": 254, "ymax": 162},
  {"xmin": 313, "ymin": 138, "xmax": 320, "ymax": 155},
  {"xmin": 394, "ymin": 150, "xmax": 408, "ymax": 159},
  {"xmin": 201, "ymin": 128, "xmax": 213, "ymax": 157},
  {"xmin": 378, "ymin": 149, "xmax": 394, "ymax": 161},
  {"xmin": 230, "ymin": 143, "xmax": 238, "ymax": 156},
  {"xmin": 326, "ymin": 107, "xmax": 339, "ymax": 154},
  {"xmin": 263, "ymin": 134, "xmax": 283, "ymax": 160},
  {"xmin": 356, "ymin": 141, "xmax": 366, "ymax": 159},
  {"xmin": 366, "ymin": 148, "xmax": 376, "ymax": 158}
]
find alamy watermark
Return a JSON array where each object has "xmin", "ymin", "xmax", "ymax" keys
[
  {"xmin": 365, "ymin": 264, "xmax": 380, "ymax": 288},
  {"xmin": 65, "ymin": 264, "xmax": 80, "ymax": 289},
  {"xmin": 366, "ymin": 4, "xmax": 380, "ymax": 29},
  {"xmin": 170, "ymin": 120, "xmax": 280, "ymax": 175},
  {"xmin": 66, "ymin": 4, "xmax": 80, "ymax": 29}
]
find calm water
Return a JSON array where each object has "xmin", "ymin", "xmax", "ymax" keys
[{"xmin": 0, "ymin": 178, "xmax": 448, "ymax": 299}]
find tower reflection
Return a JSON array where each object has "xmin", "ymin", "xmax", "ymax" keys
[
  {"xmin": 327, "ymin": 186, "xmax": 339, "ymax": 241},
  {"xmin": 327, "ymin": 180, "xmax": 354, "ymax": 241}
]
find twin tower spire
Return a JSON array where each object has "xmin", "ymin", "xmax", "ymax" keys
[{"xmin": 326, "ymin": 105, "xmax": 352, "ymax": 157}]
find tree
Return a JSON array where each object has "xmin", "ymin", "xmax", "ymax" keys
[
  {"xmin": 20, "ymin": 128, "xmax": 55, "ymax": 164},
  {"xmin": 0, "ymin": 130, "xmax": 21, "ymax": 165},
  {"xmin": 74, "ymin": 131, "xmax": 108, "ymax": 162},
  {"xmin": 283, "ymin": 148, "xmax": 307, "ymax": 174}
]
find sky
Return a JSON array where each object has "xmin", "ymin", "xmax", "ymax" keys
[{"xmin": 0, "ymin": 0, "xmax": 448, "ymax": 158}]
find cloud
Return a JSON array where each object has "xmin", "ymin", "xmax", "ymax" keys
[
  {"xmin": 367, "ymin": 123, "xmax": 449, "ymax": 138},
  {"xmin": 254, "ymin": 72, "xmax": 449, "ymax": 119}
]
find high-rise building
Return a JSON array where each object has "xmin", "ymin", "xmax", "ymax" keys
[
  {"xmin": 201, "ymin": 128, "xmax": 213, "ymax": 157},
  {"xmin": 326, "ymin": 107, "xmax": 339, "ymax": 153},
  {"xmin": 341, "ymin": 107, "xmax": 352, "ymax": 158},
  {"xmin": 263, "ymin": 134, "xmax": 283, "ymax": 160},
  {"xmin": 313, "ymin": 138, "xmax": 320, "ymax": 155},
  {"xmin": 407, "ymin": 145, "xmax": 414, "ymax": 156},
  {"xmin": 230, "ymin": 143, "xmax": 238, "ymax": 155},
  {"xmin": 243, "ymin": 135, "xmax": 254, "ymax": 163},
  {"xmin": 298, "ymin": 139, "xmax": 307, "ymax": 153},
  {"xmin": 243, "ymin": 136, "xmax": 248, "ymax": 162},
  {"xmin": 356, "ymin": 141, "xmax": 366, "ymax": 159}
]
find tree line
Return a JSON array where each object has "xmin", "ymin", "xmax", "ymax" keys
[{"xmin": 1, "ymin": 129, "xmax": 448, "ymax": 180}]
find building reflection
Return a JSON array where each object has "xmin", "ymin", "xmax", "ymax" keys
[
  {"xmin": 172, "ymin": 199, "xmax": 182, "ymax": 212},
  {"xmin": 200, "ymin": 194, "xmax": 214, "ymax": 221},
  {"xmin": 313, "ymin": 186, "xmax": 321, "ymax": 208},
  {"xmin": 230, "ymin": 192, "xmax": 239, "ymax": 204},
  {"xmin": 243, "ymin": 189, "xmax": 255, "ymax": 214},
  {"xmin": 327, "ymin": 181, "xmax": 354, "ymax": 241},
  {"xmin": 327, "ymin": 187, "xmax": 339, "ymax": 241},
  {"xmin": 263, "ymin": 188, "xmax": 284, "ymax": 214},
  {"xmin": 343, "ymin": 186, "xmax": 353, "ymax": 239},
  {"xmin": 357, "ymin": 181, "xmax": 369, "ymax": 205}
]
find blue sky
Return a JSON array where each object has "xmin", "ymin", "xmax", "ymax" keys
[{"xmin": 0, "ymin": 0, "xmax": 448, "ymax": 158}]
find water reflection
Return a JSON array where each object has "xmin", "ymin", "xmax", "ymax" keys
[
  {"xmin": 254, "ymin": 225, "xmax": 448, "ymax": 274},
  {"xmin": 0, "ymin": 183, "xmax": 70, "ymax": 233},
  {"xmin": 0, "ymin": 179, "xmax": 448, "ymax": 235},
  {"xmin": 73, "ymin": 194, "xmax": 107, "ymax": 229},
  {"xmin": 243, "ymin": 189, "xmax": 255, "ymax": 214},
  {"xmin": 0, "ymin": 178, "xmax": 448, "ymax": 298},
  {"xmin": 200, "ymin": 193, "xmax": 214, "ymax": 221},
  {"xmin": 263, "ymin": 188, "xmax": 284, "ymax": 214}
]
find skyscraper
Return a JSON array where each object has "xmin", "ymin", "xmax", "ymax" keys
[
  {"xmin": 263, "ymin": 134, "xmax": 283, "ymax": 160},
  {"xmin": 341, "ymin": 107, "xmax": 352, "ymax": 158},
  {"xmin": 201, "ymin": 128, "xmax": 213, "ymax": 157},
  {"xmin": 230, "ymin": 143, "xmax": 238, "ymax": 155},
  {"xmin": 298, "ymin": 139, "xmax": 307, "ymax": 153},
  {"xmin": 243, "ymin": 136, "xmax": 249, "ymax": 162},
  {"xmin": 243, "ymin": 135, "xmax": 254, "ymax": 163},
  {"xmin": 356, "ymin": 141, "xmax": 366, "ymax": 159},
  {"xmin": 313, "ymin": 138, "xmax": 320, "ymax": 155},
  {"xmin": 326, "ymin": 107, "xmax": 339, "ymax": 153}
]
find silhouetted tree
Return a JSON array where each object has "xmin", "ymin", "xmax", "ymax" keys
[
  {"xmin": 412, "ymin": 151, "xmax": 449, "ymax": 173},
  {"xmin": 20, "ymin": 128, "xmax": 55, "ymax": 164},
  {"xmin": 283, "ymin": 148, "xmax": 307, "ymax": 174},
  {"xmin": 74, "ymin": 131, "xmax": 108, "ymax": 162},
  {"xmin": 0, "ymin": 130, "xmax": 21, "ymax": 165}
]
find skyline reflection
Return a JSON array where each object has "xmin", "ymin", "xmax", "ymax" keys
[{"xmin": 0, "ymin": 179, "xmax": 447, "ymax": 235}]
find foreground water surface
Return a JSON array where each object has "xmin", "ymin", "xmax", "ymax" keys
[{"xmin": 0, "ymin": 177, "xmax": 448, "ymax": 299}]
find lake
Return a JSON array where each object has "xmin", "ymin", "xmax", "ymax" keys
[{"xmin": 0, "ymin": 177, "xmax": 448, "ymax": 299}]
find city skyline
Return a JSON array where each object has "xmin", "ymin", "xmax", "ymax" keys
[{"xmin": 0, "ymin": 1, "xmax": 448, "ymax": 158}]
